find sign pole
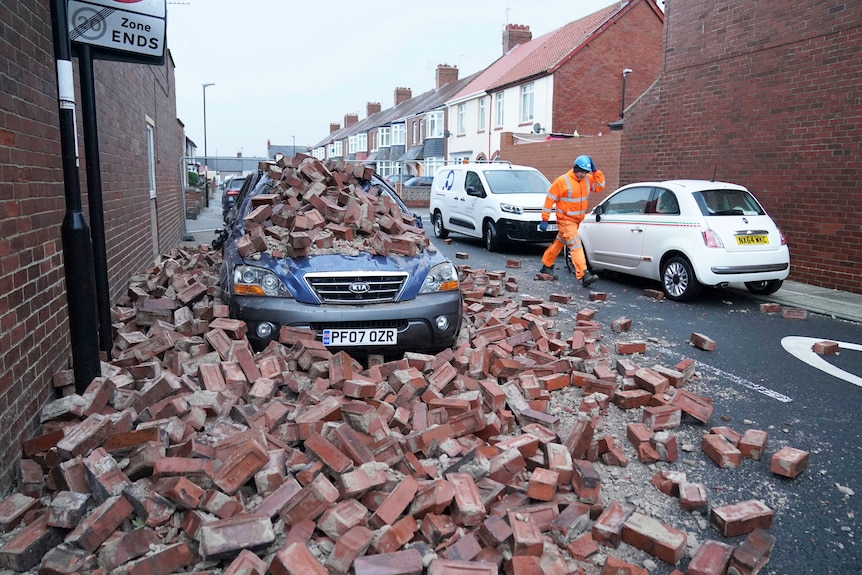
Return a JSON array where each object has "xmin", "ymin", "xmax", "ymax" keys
[
  {"xmin": 78, "ymin": 43, "xmax": 114, "ymax": 354},
  {"xmin": 49, "ymin": 0, "xmax": 102, "ymax": 392}
]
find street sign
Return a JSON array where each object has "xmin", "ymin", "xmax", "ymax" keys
[{"xmin": 68, "ymin": 0, "xmax": 166, "ymax": 61}]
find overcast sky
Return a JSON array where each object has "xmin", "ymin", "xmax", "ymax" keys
[{"xmin": 166, "ymin": 0, "xmax": 628, "ymax": 159}]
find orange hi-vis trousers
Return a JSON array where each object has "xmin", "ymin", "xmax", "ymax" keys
[{"xmin": 541, "ymin": 218, "xmax": 587, "ymax": 279}]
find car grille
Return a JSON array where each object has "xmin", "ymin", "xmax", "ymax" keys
[
  {"xmin": 310, "ymin": 319, "xmax": 408, "ymax": 330},
  {"xmin": 305, "ymin": 272, "xmax": 408, "ymax": 304}
]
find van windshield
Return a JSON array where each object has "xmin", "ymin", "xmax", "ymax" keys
[{"xmin": 484, "ymin": 170, "xmax": 551, "ymax": 194}]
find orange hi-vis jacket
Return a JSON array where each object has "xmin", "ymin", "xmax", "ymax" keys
[{"xmin": 541, "ymin": 169, "xmax": 606, "ymax": 224}]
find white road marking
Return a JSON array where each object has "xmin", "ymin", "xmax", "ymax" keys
[
  {"xmin": 781, "ymin": 336, "xmax": 862, "ymax": 388},
  {"xmin": 659, "ymin": 348, "xmax": 793, "ymax": 403}
]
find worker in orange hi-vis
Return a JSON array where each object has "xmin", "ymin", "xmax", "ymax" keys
[{"xmin": 539, "ymin": 155, "xmax": 605, "ymax": 287}]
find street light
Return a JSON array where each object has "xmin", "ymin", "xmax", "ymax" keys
[
  {"xmin": 202, "ymin": 82, "xmax": 215, "ymax": 207},
  {"xmin": 620, "ymin": 68, "xmax": 632, "ymax": 118},
  {"xmin": 290, "ymin": 134, "xmax": 296, "ymax": 156}
]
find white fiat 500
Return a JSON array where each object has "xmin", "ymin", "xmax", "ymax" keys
[{"xmin": 579, "ymin": 180, "xmax": 790, "ymax": 301}]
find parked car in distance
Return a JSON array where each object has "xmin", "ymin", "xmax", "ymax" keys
[
  {"xmin": 403, "ymin": 175, "xmax": 434, "ymax": 187},
  {"xmin": 218, "ymin": 163, "xmax": 463, "ymax": 357},
  {"xmin": 221, "ymin": 174, "xmax": 249, "ymax": 218},
  {"xmin": 429, "ymin": 161, "xmax": 556, "ymax": 252},
  {"xmin": 579, "ymin": 179, "xmax": 790, "ymax": 301},
  {"xmin": 385, "ymin": 173, "xmax": 411, "ymax": 187}
]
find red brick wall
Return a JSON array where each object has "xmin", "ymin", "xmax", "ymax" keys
[
  {"xmin": 620, "ymin": 0, "xmax": 862, "ymax": 294},
  {"xmin": 551, "ymin": 0, "xmax": 664, "ymax": 136},
  {"xmin": 0, "ymin": 1, "xmax": 184, "ymax": 492}
]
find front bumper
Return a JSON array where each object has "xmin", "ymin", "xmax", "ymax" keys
[
  {"xmin": 228, "ymin": 289, "xmax": 463, "ymax": 354},
  {"xmin": 499, "ymin": 218, "xmax": 558, "ymax": 242}
]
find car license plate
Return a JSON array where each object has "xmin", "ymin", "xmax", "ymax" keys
[
  {"xmin": 322, "ymin": 328, "xmax": 397, "ymax": 346},
  {"xmin": 540, "ymin": 223, "xmax": 558, "ymax": 232},
  {"xmin": 736, "ymin": 235, "xmax": 768, "ymax": 245}
]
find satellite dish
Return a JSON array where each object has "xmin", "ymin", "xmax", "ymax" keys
[
  {"xmin": 533, "ymin": 123, "xmax": 542, "ymax": 134},
  {"xmin": 443, "ymin": 130, "xmax": 451, "ymax": 138}
]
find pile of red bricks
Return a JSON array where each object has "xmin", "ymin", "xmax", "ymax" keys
[
  {"xmin": 0, "ymin": 161, "xmax": 803, "ymax": 574},
  {"xmin": 234, "ymin": 155, "xmax": 429, "ymax": 260}
]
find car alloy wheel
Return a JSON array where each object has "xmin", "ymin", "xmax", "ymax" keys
[
  {"xmin": 661, "ymin": 256, "xmax": 701, "ymax": 301},
  {"xmin": 484, "ymin": 220, "xmax": 500, "ymax": 252}
]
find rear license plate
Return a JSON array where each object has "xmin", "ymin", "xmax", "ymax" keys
[
  {"xmin": 540, "ymin": 223, "xmax": 558, "ymax": 232},
  {"xmin": 322, "ymin": 328, "xmax": 397, "ymax": 346},
  {"xmin": 736, "ymin": 235, "xmax": 768, "ymax": 245}
]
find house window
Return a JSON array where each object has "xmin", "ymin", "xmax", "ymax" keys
[
  {"xmin": 359, "ymin": 132, "xmax": 367, "ymax": 153},
  {"xmin": 457, "ymin": 104, "xmax": 466, "ymax": 135},
  {"xmin": 146, "ymin": 121, "xmax": 156, "ymax": 199},
  {"xmin": 520, "ymin": 82, "xmax": 534, "ymax": 123},
  {"xmin": 329, "ymin": 141, "xmax": 343, "ymax": 157},
  {"xmin": 379, "ymin": 126, "xmax": 391, "ymax": 148},
  {"xmin": 427, "ymin": 111, "xmax": 444, "ymax": 138},
  {"xmin": 478, "ymin": 97, "xmax": 486, "ymax": 131},
  {"xmin": 494, "ymin": 92, "xmax": 504, "ymax": 127},
  {"xmin": 412, "ymin": 121, "xmax": 418, "ymax": 146},
  {"xmin": 392, "ymin": 123, "xmax": 405, "ymax": 145}
]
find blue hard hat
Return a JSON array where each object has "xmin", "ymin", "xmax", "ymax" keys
[{"xmin": 574, "ymin": 155, "xmax": 592, "ymax": 171}]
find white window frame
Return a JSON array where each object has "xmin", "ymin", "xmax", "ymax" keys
[
  {"xmin": 478, "ymin": 97, "xmax": 486, "ymax": 131},
  {"xmin": 457, "ymin": 103, "xmax": 466, "ymax": 135},
  {"xmin": 520, "ymin": 82, "xmax": 534, "ymax": 123},
  {"xmin": 427, "ymin": 111, "xmax": 444, "ymax": 138},
  {"xmin": 494, "ymin": 92, "xmax": 505, "ymax": 127},
  {"xmin": 392, "ymin": 123, "xmax": 406, "ymax": 146},
  {"xmin": 379, "ymin": 126, "xmax": 391, "ymax": 148}
]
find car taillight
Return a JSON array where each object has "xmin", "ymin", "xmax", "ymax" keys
[
  {"xmin": 701, "ymin": 229, "xmax": 724, "ymax": 248},
  {"xmin": 778, "ymin": 228, "xmax": 787, "ymax": 245},
  {"xmin": 227, "ymin": 190, "xmax": 239, "ymax": 196}
]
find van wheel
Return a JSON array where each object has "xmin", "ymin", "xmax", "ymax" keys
[
  {"xmin": 661, "ymin": 256, "xmax": 701, "ymax": 301},
  {"xmin": 484, "ymin": 220, "xmax": 501, "ymax": 252},
  {"xmin": 432, "ymin": 211, "xmax": 449, "ymax": 239}
]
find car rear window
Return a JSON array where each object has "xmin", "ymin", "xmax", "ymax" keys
[
  {"xmin": 693, "ymin": 189, "xmax": 765, "ymax": 216},
  {"xmin": 483, "ymin": 170, "xmax": 551, "ymax": 194}
]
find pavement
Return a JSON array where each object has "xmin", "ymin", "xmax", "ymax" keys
[{"xmin": 178, "ymin": 196, "xmax": 862, "ymax": 325}]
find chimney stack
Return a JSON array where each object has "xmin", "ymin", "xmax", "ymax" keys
[
  {"xmin": 503, "ymin": 23, "xmax": 532, "ymax": 54},
  {"xmin": 394, "ymin": 87, "xmax": 412, "ymax": 105},
  {"xmin": 366, "ymin": 102, "xmax": 381, "ymax": 117},
  {"xmin": 330, "ymin": 123, "xmax": 341, "ymax": 134},
  {"xmin": 436, "ymin": 64, "xmax": 459, "ymax": 89},
  {"xmin": 344, "ymin": 114, "xmax": 359, "ymax": 127}
]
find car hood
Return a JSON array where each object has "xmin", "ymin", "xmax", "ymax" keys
[
  {"xmin": 226, "ymin": 242, "xmax": 449, "ymax": 304},
  {"xmin": 491, "ymin": 192, "xmax": 548, "ymax": 209}
]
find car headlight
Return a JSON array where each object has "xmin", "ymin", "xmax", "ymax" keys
[
  {"xmin": 419, "ymin": 262, "xmax": 460, "ymax": 294},
  {"xmin": 233, "ymin": 265, "xmax": 292, "ymax": 297},
  {"xmin": 500, "ymin": 203, "xmax": 523, "ymax": 215}
]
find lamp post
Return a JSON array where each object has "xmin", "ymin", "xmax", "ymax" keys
[
  {"xmin": 202, "ymin": 82, "xmax": 215, "ymax": 207},
  {"xmin": 620, "ymin": 68, "xmax": 632, "ymax": 118},
  {"xmin": 290, "ymin": 134, "xmax": 296, "ymax": 156}
]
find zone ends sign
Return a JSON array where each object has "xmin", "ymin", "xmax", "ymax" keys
[{"xmin": 68, "ymin": 0, "xmax": 166, "ymax": 63}]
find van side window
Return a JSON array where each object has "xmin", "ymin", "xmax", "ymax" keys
[{"xmin": 465, "ymin": 171, "xmax": 485, "ymax": 195}]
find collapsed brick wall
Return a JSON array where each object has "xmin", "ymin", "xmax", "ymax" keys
[
  {"xmin": 0, "ymin": 0, "xmax": 184, "ymax": 493},
  {"xmin": 620, "ymin": 0, "xmax": 862, "ymax": 294}
]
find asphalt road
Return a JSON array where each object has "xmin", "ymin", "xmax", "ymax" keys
[{"xmin": 432, "ymin": 233, "xmax": 862, "ymax": 575}]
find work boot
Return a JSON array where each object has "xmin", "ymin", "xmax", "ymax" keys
[
  {"xmin": 539, "ymin": 264, "xmax": 558, "ymax": 280},
  {"xmin": 581, "ymin": 271, "xmax": 599, "ymax": 288}
]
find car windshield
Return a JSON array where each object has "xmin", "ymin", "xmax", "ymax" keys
[
  {"xmin": 227, "ymin": 177, "xmax": 247, "ymax": 191},
  {"xmin": 693, "ymin": 189, "xmax": 765, "ymax": 216},
  {"xmin": 483, "ymin": 170, "xmax": 551, "ymax": 194}
]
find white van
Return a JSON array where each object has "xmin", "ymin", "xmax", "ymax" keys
[{"xmin": 429, "ymin": 162, "xmax": 556, "ymax": 252}]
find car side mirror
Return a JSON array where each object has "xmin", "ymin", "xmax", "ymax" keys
[
  {"xmin": 594, "ymin": 204, "xmax": 603, "ymax": 222},
  {"xmin": 412, "ymin": 212, "xmax": 424, "ymax": 229},
  {"xmin": 466, "ymin": 185, "xmax": 485, "ymax": 198}
]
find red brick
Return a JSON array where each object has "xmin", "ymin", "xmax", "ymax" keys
[
  {"xmin": 711, "ymin": 499, "xmax": 773, "ymax": 537},
  {"xmin": 728, "ymin": 528, "xmax": 776, "ymax": 575},
  {"xmin": 0, "ymin": 493, "xmax": 40, "ymax": 531},
  {"xmin": 447, "ymin": 472, "xmax": 485, "ymax": 526},
  {"xmin": 781, "ymin": 307, "xmax": 808, "ymax": 320},
  {"xmin": 651, "ymin": 470, "xmax": 687, "ymax": 497},
  {"xmin": 280, "ymin": 473, "xmax": 340, "ymax": 526},
  {"xmin": 550, "ymin": 501, "xmax": 591, "ymax": 545},
  {"xmin": 592, "ymin": 500, "xmax": 635, "ymax": 548},
  {"xmin": 445, "ymin": 531, "xmax": 482, "ymax": 561},
  {"xmin": 615, "ymin": 340, "xmax": 647, "ymax": 354},
  {"xmin": 153, "ymin": 475, "xmax": 204, "ymax": 509},
  {"xmin": 642, "ymin": 405, "xmax": 681, "ymax": 430},
  {"xmin": 701, "ymin": 433, "xmax": 742, "ymax": 468},
  {"xmin": 213, "ymin": 437, "xmax": 269, "ymax": 495},
  {"xmin": 325, "ymin": 525, "xmax": 373, "ymax": 575},
  {"xmin": 679, "ymin": 482, "xmax": 709, "ymax": 513},
  {"xmin": 223, "ymin": 549, "xmax": 268, "ymax": 575},
  {"xmin": 270, "ymin": 541, "xmax": 328, "ymax": 575},
  {"xmin": 709, "ymin": 426, "xmax": 741, "ymax": 446},
  {"xmin": 545, "ymin": 442, "xmax": 573, "ymax": 484},
  {"xmin": 38, "ymin": 543, "xmax": 97, "ymax": 574},
  {"xmin": 812, "ymin": 340, "xmax": 839, "ymax": 354},
  {"xmin": 353, "ymin": 548, "xmax": 423, "ymax": 575},
  {"xmin": 622, "ymin": 511, "xmax": 687, "ymax": 564},
  {"xmin": 430, "ymin": 558, "xmax": 496, "ymax": 574},
  {"xmin": 98, "ymin": 528, "xmax": 162, "ymax": 571},
  {"xmin": 738, "ymin": 429, "xmax": 768, "ymax": 460},
  {"xmin": 198, "ymin": 513, "xmax": 275, "ymax": 560},
  {"xmin": 600, "ymin": 556, "xmax": 648, "ymax": 575},
  {"xmin": 0, "ymin": 515, "xmax": 63, "ymax": 571},
  {"xmin": 759, "ymin": 302, "xmax": 781, "ymax": 313},
  {"xmin": 633, "ymin": 367, "xmax": 669, "ymax": 394},
  {"xmin": 126, "ymin": 542, "xmax": 192, "ymax": 575},
  {"xmin": 614, "ymin": 389, "xmax": 653, "ymax": 409},
  {"xmin": 562, "ymin": 415, "xmax": 595, "ymax": 459},
  {"xmin": 689, "ymin": 332, "xmax": 717, "ymax": 350},
  {"xmin": 304, "ymin": 432, "xmax": 354, "ymax": 474},
  {"xmin": 669, "ymin": 389, "xmax": 714, "ymax": 423},
  {"xmin": 65, "ymin": 495, "xmax": 133, "ymax": 552},
  {"xmin": 687, "ymin": 539, "xmax": 735, "ymax": 575},
  {"xmin": 369, "ymin": 475, "xmax": 419, "ymax": 529},
  {"xmin": 46, "ymin": 490, "xmax": 89, "ymax": 529},
  {"xmin": 650, "ymin": 431, "xmax": 678, "ymax": 462},
  {"xmin": 572, "ymin": 459, "xmax": 601, "ymax": 503},
  {"xmin": 567, "ymin": 532, "xmax": 599, "ymax": 561},
  {"xmin": 770, "ymin": 446, "xmax": 809, "ymax": 478},
  {"xmin": 508, "ymin": 509, "xmax": 543, "ymax": 556}
]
